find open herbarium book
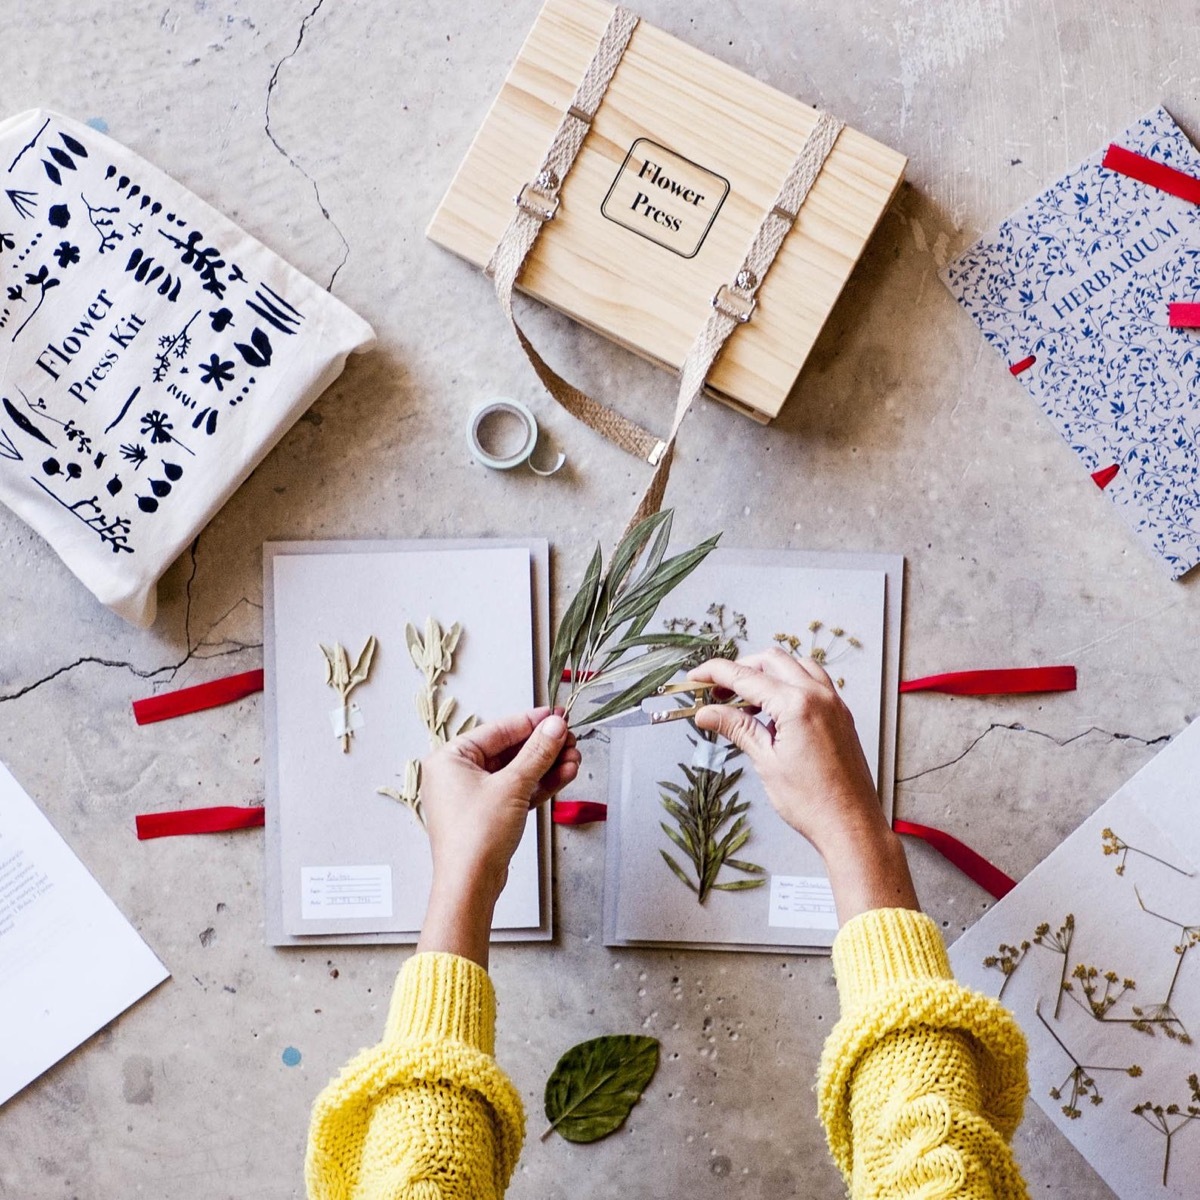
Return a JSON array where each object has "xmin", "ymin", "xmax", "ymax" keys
[
  {"xmin": 950, "ymin": 718, "xmax": 1200, "ymax": 1199},
  {"xmin": 262, "ymin": 539, "xmax": 551, "ymax": 946},
  {"xmin": 602, "ymin": 549, "xmax": 903, "ymax": 954}
]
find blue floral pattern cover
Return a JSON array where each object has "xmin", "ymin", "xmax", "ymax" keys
[{"xmin": 943, "ymin": 107, "xmax": 1200, "ymax": 579}]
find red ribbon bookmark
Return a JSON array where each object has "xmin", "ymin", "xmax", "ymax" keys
[
  {"xmin": 1168, "ymin": 302, "xmax": 1200, "ymax": 328},
  {"xmin": 900, "ymin": 666, "xmax": 1076, "ymax": 695},
  {"xmin": 894, "ymin": 818, "xmax": 1016, "ymax": 900},
  {"xmin": 133, "ymin": 668, "xmax": 265, "ymax": 725},
  {"xmin": 136, "ymin": 805, "xmax": 266, "ymax": 840},
  {"xmin": 1102, "ymin": 144, "xmax": 1200, "ymax": 207},
  {"xmin": 552, "ymin": 800, "xmax": 608, "ymax": 825}
]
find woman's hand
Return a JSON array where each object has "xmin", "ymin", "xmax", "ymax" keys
[
  {"xmin": 688, "ymin": 649, "xmax": 918, "ymax": 923},
  {"xmin": 416, "ymin": 707, "xmax": 580, "ymax": 966}
]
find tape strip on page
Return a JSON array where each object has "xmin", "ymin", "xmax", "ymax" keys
[{"xmin": 467, "ymin": 397, "xmax": 565, "ymax": 475}]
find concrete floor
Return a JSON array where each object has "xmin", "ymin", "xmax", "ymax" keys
[{"xmin": 2, "ymin": 1, "xmax": 1198, "ymax": 1197}]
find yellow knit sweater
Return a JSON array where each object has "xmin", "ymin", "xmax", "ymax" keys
[{"xmin": 306, "ymin": 910, "xmax": 1030, "ymax": 1199}]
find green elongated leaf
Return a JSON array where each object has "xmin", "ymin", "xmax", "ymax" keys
[
  {"xmin": 726, "ymin": 858, "xmax": 766, "ymax": 874},
  {"xmin": 711, "ymin": 878, "xmax": 766, "ymax": 891},
  {"xmin": 610, "ymin": 631, "xmax": 716, "ymax": 654},
  {"xmin": 632, "ymin": 508, "xmax": 674, "ymax": 588},
  {"xmin": 658, "ymin": 780, "xmax": 689, "ymax": 799},
  {"xmin": 543, "ymin": 1035, "xmax": 660, "ymax": 1143},
  {"xmin": 573, "ymin": 645, "xmax": 687, "ymax": 694},
  {"xmin": 601, "ymin": 510, "xmax": 672, "ymax": 608},
  {"xmin": 660, "ymin": 820, "xmax": 695, "ymax": 857},
  {"xmin": 660, "ymin": 851, "xmax": 698, "ymax": 893},
  {"xmin": 607, "ymin": 534, "xmax": 721, "ymax": 626},
  {"xmin": 579, "ymin": 658, "xmax": 686, "ymax": 727},
  {"xmin": 548, "ymin": 543, "xmax": 604, "ymax": 707}
]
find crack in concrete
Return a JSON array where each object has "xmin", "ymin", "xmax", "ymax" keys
[
  {"xmin": 898, "ymin": 721, "xmax": 1177, "ymax": 785},
  {"xmin": 263, "ymin": 0, "xmax": 350, "ymax": 291},
  {"xmin": 0, "ymin": 536, "xmax": 260, "ymax": 706}
]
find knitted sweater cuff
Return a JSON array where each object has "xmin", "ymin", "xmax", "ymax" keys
[
  {"xmin": 383, "ymin": 952, "xmax": 497, "ymax": 1056},
  {"xmin": 832, "ymin": 908, "xmax": 951, "ymax": 1014}
]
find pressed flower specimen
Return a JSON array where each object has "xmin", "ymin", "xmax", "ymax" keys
[
  {"xmin": 1101, "ymin": 827, "xmax": 1192, "ymax": 877},
  {"xmin": 1126, "ymin": 887, "xmax": 1199, "ymax": 1043},
  {"xmin": 378, "ymin": 618, "xmax": 475, "ymax": 829},
  {"xmin": 1033, "ymin": 914, "xmax": 1076, "ymax": 1019},
  {"xmin": 983, "ymin": 938, "xmax": 1031, "ymax": 1001},
  {"xmin": 1036, "ymin": 1003, "xmax": 1142, "ymax": 1120},
  {"xmin": 773, "ymin": 621, "xmax": 861, "ymax": 688},
  {"xmin": 1133, "ymin": 1073, "xmax": 1200, "ymax": 1186}
]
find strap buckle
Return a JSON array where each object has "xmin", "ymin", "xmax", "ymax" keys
[
  {"xmin": 515, "ymin": 170, "xmax": 561, "ymax": 221},
  {"xmin": 711, "ymin": 283, "xmax": 757, "ymax": 324}
]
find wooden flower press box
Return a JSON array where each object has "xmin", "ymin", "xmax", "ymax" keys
[{"xmin": 428, "ymin": 0, "xmax": 906, "ymax": 425}]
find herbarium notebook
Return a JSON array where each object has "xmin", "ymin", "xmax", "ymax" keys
[
  {"xmin": 602, "ymin": 548, "xmax": 903, "ymax": 954},
  {"xmin": 262, "ymin": 539, "xmax": 552, "ymax": 946},
  {"xmin": 949, "ymin": 718, "xmax": 1200, "ymax": 1199},
  {"xmin": 943, "ymin": 107, "xmax": 1200, "ymax": 579}
]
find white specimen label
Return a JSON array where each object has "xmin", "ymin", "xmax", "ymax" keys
[
  {"xmin": 301, "ymin": 865, "xmax": 392, "ymax": 920},
  {"xmin": 768, "ymin": 875, "xmax": 838, "ymax": 930}
]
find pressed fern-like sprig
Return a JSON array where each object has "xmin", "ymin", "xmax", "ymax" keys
[
  {"xmin": 659, "ymin": 762, "xmax": 765, "ymax": 902},
  {"xmin": 377, "ymin": 618, "xmax": 476, "ymax": 828}
]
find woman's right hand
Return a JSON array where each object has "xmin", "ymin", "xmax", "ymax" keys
[{"xmin": 688, "ymin": 649, "xmax": 919, "ymax": 921}]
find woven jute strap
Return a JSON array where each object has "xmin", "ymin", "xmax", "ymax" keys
[{"xmin": 487, "ymin": 4, "xmax": 844, "ymax": 528}]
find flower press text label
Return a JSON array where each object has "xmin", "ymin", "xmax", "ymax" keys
[{"xmin": 601, "ymin": 138, "xmax": 728, "ymax": 258}]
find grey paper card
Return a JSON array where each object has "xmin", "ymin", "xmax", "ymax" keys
[
  {"xmin": 263, "ymin": 539, "xmax": 551, "ymax": 946},
  {"xmin": 603, "ymin": 549, "xmax": 903, "ymax": 954}
]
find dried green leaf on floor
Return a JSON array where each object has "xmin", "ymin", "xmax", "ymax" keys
[{"xmin": 542, "ymin": 1034, "xmax": 660, "ymax": 1143}]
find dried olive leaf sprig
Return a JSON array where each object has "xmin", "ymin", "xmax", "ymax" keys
[
  {"xmin": 659, "ymin": 762, "xmax": 765, "ymax": 902},
  {"xmin": 320, "ymin": 635, "xmax": 378, "ymax": 753},
  {"xmin": 548, "ymin": 510, "xmax": 722, "ymax": 729},
  {"xmin": 541, "ymin": 1034, "xmax": 660, "ymax": 1143},
  {"xmin": 378, "ymin": 618, "xmax": 476, "ymax": 828}
]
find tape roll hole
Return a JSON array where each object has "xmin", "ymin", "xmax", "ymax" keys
[{"xmin": 475, "ymin": 405, "xmax": 536, "ymax": 464}]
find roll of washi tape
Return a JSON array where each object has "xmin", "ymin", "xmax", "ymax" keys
[{"xmin": 467, "ymin": 397, "xmax": 565, "ymax": 476}]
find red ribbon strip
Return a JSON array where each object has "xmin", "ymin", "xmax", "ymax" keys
[
  {"xmin": 552, "ymin": 799, "xmax": 608, "ymax": 825},
  {"xmin": 136, "ymin": 805, "xmax": 265, "ymax": 840},
  {"xmin": 132, "ymin": 668, "xmax": 265, "ymax": 725},
  {"xmin": 893, "ymin": 818, "xmax": 1016, "ymax": 900},
  {"xmin": 1008, "ymin": 354, "xmax": 1036, "ymax": 375},
  {"xmin": 899, "ymin": 666, "xmax": 1076, "ymax": 695},
  {"xmin": 1091, "ymin": 463, "xmax": 1120, "ymax": 490},
  {"xmin": 1168, "ymin": 302, "xmax": 1200, "ymax": 328},
  {"xmin": 1102, "ymin": 143, "xmax": 1200, "ymax": 206}
]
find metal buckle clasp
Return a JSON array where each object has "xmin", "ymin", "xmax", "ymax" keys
[{"xmin": 711, "ymin": 283, "xmax": 756, "ymax": 324}]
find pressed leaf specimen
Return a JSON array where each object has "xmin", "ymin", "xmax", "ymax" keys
[
  {"xmin": 1036, "ymin": 1002, "xmax": 1142, "ymax": 1120},
  {"xmin": 547, "ymin": 510, "xmax": 722, "ymax": 729},
  {"xmin": 377, "ymin": 618, "xmax": 476, "ymax": 828},
  {"xmin": 982, "ymin": 938, "xmax": 1031, "ymax": 1001},
  {"xmin": 1033, "ymin": 914, "xmax": 1076, "ymax": 1019},
  {"xmin": 541, "ymin": 1034, "xmax": 659, "ymax": 1143},
  {"xmin": 319, "ymin": 636, "xmax": 377, "ymax": 753},
  {"xmin": 1133, "ymin": 1073, "xmax": 1200, "ymax": 1186},
  {"xmin": 657, "ymin": 603, "xmax": 764, "ymax": 902},
  {"xmin": 1101, "ymin": 827, "xmax": 1193, "ymax": 878}
]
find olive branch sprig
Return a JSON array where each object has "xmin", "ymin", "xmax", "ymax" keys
[
  {"xmin": 320, "ymin": 636, "xmax": 377, "ymax": 753},
  {"xmin": 378, "ymin": 618, "xmax": 476, "ymax": 828},
  {"xmin": 548, "ymin": 511, "xmax": 722, "ymax": 729}
]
